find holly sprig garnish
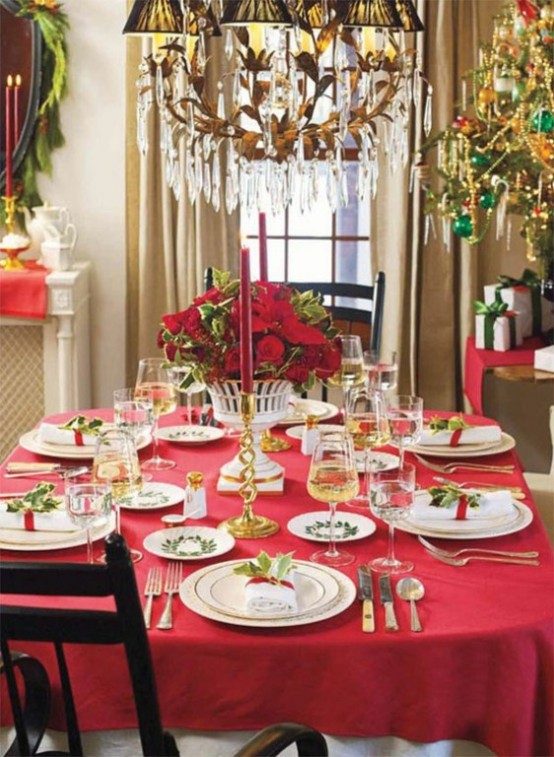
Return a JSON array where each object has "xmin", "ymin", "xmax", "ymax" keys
[
  {"xmin": 58, "ymin": 415, "xmax": 104, "ymax": 436},
  {"xmin": 233, "ymin": 551, "xmax": 296, "ymax": 585},
  {"xmin": 428, "ymin": 416, "xmax": 471, "ymax": 434},
  {"xmin": 5, "ymin": 482, "xmax": 60, "ymax": 513},
  {"xmin": 428, "ymin": 484, "xmax": 480, "ymax": 510}
]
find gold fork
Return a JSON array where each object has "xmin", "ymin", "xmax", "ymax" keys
[
  {"xmin": 418, "ymin": 535, "xmax": 539, "ymax": 560},
  {"xmin": 413, "ymin": 453, "xmax": 515, "ymax": 474},
  {"xmin": 428, "ymin": 551, "xmax": 540, "ymax": 567},
  {"xmin": 156, "ymin": 562, "xmax": 183, "ymax": 631},
  {"xmin": 143, "ymin": 567, "xmax": 162, "ymax": 629}
]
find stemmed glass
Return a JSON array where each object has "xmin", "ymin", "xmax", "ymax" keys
[
  {"xmin": 135, "ymin": 358, "xmax": 178, "ymax": 471},
  {"xmin": 328, "ymin": 335, "xmax": 365, "ymax": 414},
  {"xmin": 168, "ymin": 365, "xmax": 207, "ymax": 436},
  {"xmin": 369, "ymin": 462, "xmax": 416, "ymax": 574},
  {"xmin": 92, "ymin": 428, "xmax": 143, "ymax": 563},
  {"xmin": 345, "ymin": 386, "xmax": 391, "ymax": 509},
  {"xmin": 65, "ymin": 483, "xmax": 112, "ymax": 563},
  {"xmin": 113, "ymin": 388, "xmax": 155, "ymax": 481},
  {"xmin": 363, "ymin": 349, "xmax": 398, "ymax": 394},
  {"xmin": 306, "ymin": 432, "xmax": 360, "ymax": 567},
  {"xmin": 387, "ymin": 395, "xmax": 423, "ymax": 469}
]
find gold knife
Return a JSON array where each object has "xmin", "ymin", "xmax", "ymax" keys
[{"xmin": 357, "ymin": 566, "xmax": 375, "ymax": 633}]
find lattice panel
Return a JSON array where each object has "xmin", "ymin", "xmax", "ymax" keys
[{"xmin": 0, "ymin": 326, "xmax": 44, "ymax": 463}]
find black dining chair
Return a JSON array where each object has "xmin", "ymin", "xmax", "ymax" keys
[{"xmin": 0, "ymin": 533, "xmax": 328, "ymax": 757}]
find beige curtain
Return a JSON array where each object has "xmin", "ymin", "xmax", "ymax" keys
[
  {"xmin": 373, "ymin": 0, "xmax": 527, "ymax": 410},
  {"xmin": 125, "ymin": 36, "xmax": 240, "ymax": 384}
]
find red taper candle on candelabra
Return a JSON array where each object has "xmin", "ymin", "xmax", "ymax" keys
[
  {"xmin": 14, "ymin": 74, "xmax": 21, "ymax": 143},
  {"xmin": 5, "ymin": 75, "xmax": 14, "ymax": 198},
  {"xmin": 239, "ymin": 245, "xmax": 253, "ymax": 394}
]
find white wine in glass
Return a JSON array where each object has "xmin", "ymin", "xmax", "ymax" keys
[
  {"xmin": 327, "ymin": 335, "xmax": 364, "ymax": 414},
  {"xmin": 135, "ymin": 358, "xmax": 178, "ymax": 471},
  {"xmin": 307, "ymin": 432, "xmax": 359, "ymax": 567}
]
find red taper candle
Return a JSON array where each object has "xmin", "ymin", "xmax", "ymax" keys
[
  {"xmin": 14, "ymin": 74, "xmax": 21, "ymax": 143},
  {"xmin": 239, "ymin": 245, "xmax": 253, "ymax": 394},
  {"xmin": 5, "ymin": 75, "xmax": 13, "ymax": 197},
  {"xmin": 258, "ymin": 212, "xmax": 268, "ymax": 281}
]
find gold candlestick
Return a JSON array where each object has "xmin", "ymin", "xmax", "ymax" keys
[
  {"xmin": 218, "ymin": 392, "xmax": 279, "ymax": 538},
  {"xmin": 3, "ymin": 195, "xmax": 16, "ymax": 233},
  {"xmin": 1, "ymin": 195, "xmax": 28, "ymax": 271}
]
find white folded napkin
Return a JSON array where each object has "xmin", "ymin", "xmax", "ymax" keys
[
  {"xmin": 413, "ymin": 490, "xmax": 515, "ymax": 521},
  {"xmin": 0, "ymin": 506, "xmax": 79, "ymax": 532},
  {"xmin": 37, "ymin": 422, "xmax": 99, "ymax": 447},
  {"xmin": 418, "ymin": 425, "xmax": 502, "ymax": 446},
  {"xmin": 244, "ymin": 572, "xmax": 298, "ymax": 613}
]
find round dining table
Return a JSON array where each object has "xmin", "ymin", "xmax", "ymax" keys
[{"xmin": 1, "ymin": 408, "xmax": 553, "ymax": 757}]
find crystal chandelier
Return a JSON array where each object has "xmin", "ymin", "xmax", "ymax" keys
[{"xmin": 124, "ymin": 0, "xmax": 430, "ymax": 214}]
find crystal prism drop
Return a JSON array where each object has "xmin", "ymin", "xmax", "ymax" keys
[
  {"xmin": 423, "ymin": 85, "xmax": 433, "ymax": 137},
  {"xmin": 155, "ymin": 64, "xmax": 164, "ymax": 107},
  {"xmin": 225, "ymin": 29, "xmax": 234, "ymax": 60},
  {"xmin": 203, "ymin": 161, "xmax": 211, "ymax": 203}
]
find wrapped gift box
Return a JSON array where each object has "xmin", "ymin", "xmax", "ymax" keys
[
  {"xmin": 484, "ymin": 275, "xmax": 554, "ymax": 338},
  {"xmin": 534, "ymin": 345, "xmax": 554, "ymax": 373},
  {"xmin": 475, "ymin": 312, "xmax": 523, "ymax": 351}
]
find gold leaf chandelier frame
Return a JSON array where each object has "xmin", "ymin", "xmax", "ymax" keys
[{"xmin": 125, "ymin": 0, "xmax": 430, "ymax": 214}]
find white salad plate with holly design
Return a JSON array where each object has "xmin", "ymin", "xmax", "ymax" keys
[
  {"xmin": 118, "ymin": 482, "xmax": 186, "ymax": 511},
  {"xmin": 155, "ymin": 425, "xmax": 224, "ymax": 445},
  {"xmin": 143, "ymin": 526, "xmax": 235, "ymax": 560},
  {"xmin": 287, "ymin": 510, "xmax": 376, "ymax": 543}
]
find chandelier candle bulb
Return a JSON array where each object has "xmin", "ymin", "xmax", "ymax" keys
[{"xmin": 239, "ymin": 245, "xmax": 253, "ymax": 394}]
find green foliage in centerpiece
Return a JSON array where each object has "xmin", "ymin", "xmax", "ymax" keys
[{"xmin": 158, "ymin": 269, "xmax": 342, "ymax": 392}]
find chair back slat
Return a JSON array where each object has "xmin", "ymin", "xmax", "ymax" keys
[{"xmin": 0, "ymin": 533, "xmax": 170, "ymax": 757}]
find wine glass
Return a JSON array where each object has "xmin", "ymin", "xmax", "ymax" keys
[
  {"xmin": 65, "ymin": 482, "xmax": 112, "ymax": 563},
  {"xmin": 92, "ymin": 428, "xmax": 143, "ymax": 563},
  {"xmin": 135, "ymin": 357, "xmax": 178, "ymax": 471},
  {"xmin": 345, "ymin": 386, "xmax": 391, "ymax": 509},
  {"xmin": 113, "ymin": 388, "xmax": 155, "ymax": 480},
  {"xmin": 306, "ymin": 431, "xmax": 360, "ymax": 567},
  {"xmin": 369, "ymin": 462, "xmax": 416, "ymax": 574},
  {"xmin": 168, "ymin": 365, "xmax": 207, "ymax": 437},
  {"xmin": 328, "ymin": 335, "xmax": 365, "ymax": 414},
  {"xmin": 387, "ymin": 395, "xmax": 423, "ymax": 469},
  {"xmin": 363, "ymin": 349, "xmax": 398, "ymax": 394}
]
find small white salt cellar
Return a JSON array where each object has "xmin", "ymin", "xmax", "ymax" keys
[
  {"xmin": 301, "ymin": 415, "xmax": 320, "ymax": 456},
  {"xmin": 184, "ymin": 471, "xmax": 207, "ymax": 519}
]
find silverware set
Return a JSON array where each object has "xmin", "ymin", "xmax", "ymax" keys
[
  {"xmin": 358, "ymin": 568, "xmax": 424, "ymax": 633},
  {"xmin": 413, "ymin": 453, "xmax": 515, "ymax": 475},
  {"xmin": 4, "ymin": 463, "xmax": 90, "ymax": 479},
  {"xmin": 143, "ymin": 564, "xmax": 183, "ymax": 630},
  {"xmin": 419, "ymin": 536, "xmax": 540, "ymax": 567}
]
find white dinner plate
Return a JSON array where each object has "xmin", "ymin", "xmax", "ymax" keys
[
  {"xmin": 287, "ymin": 510, "xmax": 376, "ymax": 543},
  {"xmin": 155, "ymin": 425, "xmax": 224, "ymax": 445},
  {"xmin": 0, "ymin": 512, "xmax": 115, "ymax": 551},
  {"xmin": 18, "ymin": 429, "xmax": 151, "ymax": 460},
  {"xmin": 355, "ymin": 450, "xmax": 400, "ymax": 473},
  {"xmin": 180, "ymin": 559, "xmax": 356, "ymax": 627},
  {"xmin": 143, "ymin": 526, "xmax": 235, "ymax": 560},
  {"xmin": 406, "ymin": 432, "xmax": 515, "ymax": 458},
  {"xmin": 395, "ymin": 493, "xmax": 532, "ymax": 540},
  {"xmin": 278, "ymin": 399, "xmax": 339, "ymax": 426},
  {"xmin": 285, "ymin": 423, "xmax": 345, "ymax": 440},
  {"xmin": 119, "ymin": 482, "xmax": 186, "ymax": 511}
]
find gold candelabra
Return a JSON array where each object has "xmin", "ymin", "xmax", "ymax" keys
[{"xmin": 218, "ymin": 392, "xmax": 279, "ymax": 538}]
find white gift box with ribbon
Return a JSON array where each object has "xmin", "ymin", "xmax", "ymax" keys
[{"xmin": 475, "ymin": 312, "xmax": 523, "ymax": 351}]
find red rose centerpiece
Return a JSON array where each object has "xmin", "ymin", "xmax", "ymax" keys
[{"xmin": 158, "ymin": 270, "xmax": 342, "ymax": 494}]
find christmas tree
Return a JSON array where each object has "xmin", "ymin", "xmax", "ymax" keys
[{"xmin": 418, "ymin": 0, "xmax": 554, "ymax": 278}]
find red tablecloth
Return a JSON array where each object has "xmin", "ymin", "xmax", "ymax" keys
[
  {"xmin": 0, "ymin": 261, "xmax": 49, "ymax": 319},
  {"xmin": 464, "ymin": 336, "xmax": 545, "ymax": 415},
  {"xmin": 1, "ymin": 410, "xmax": 553, "ymax": 757}
]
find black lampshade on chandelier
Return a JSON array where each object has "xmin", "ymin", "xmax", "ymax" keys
[{"xmin": 124, "ymin": 0, "xmax": 431, "ymax": 214}]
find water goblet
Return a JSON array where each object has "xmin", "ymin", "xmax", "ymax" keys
[
  {"xmin": 345, "ymin": 386, "xmax": 391, "ymax": 509},
  {"xmin": 363, "ymin": 349, "xmax": 398, "ymax": 394},
  {"xmin": 135, "ymin": 357, "xmax": 178, "ymax": 470},
  {"xmin": 92, "ymin": 428, "xmax": 143, "ymax": 563},
  {"xmin": 168, "ymin": 365, "xmax": 207, "ymax": 438},
  {"xmin": 369, "ymin": 462, "xmax": 416, "ymax": 575},
  {"xmin": 387, "ymin": 395, "xmax": 423, "ymax": 469},
  {"xmin": 65, "ymin": 482, "xmax": 112, "ymax": 564},
  {"xmin": 328, "ymin": 334, "xmax": 365, "ymax": 414},
  {"xmin": 113, "ymin": 387, "xmax": 155, "ymax": 480},
  {"xmin": 306, "ymin": 431, "xmax": 360, "ymax": 567}
]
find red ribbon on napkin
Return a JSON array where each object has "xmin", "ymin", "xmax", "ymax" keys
[
  {"xmin": 247, "ymin": 577, "xmax": 295, "ymax": 590},
  {"xmin": 74, "ymin": 430, "xmax": 84, "ymax": 446},
  {"xmin": 23, "ymin": 509, "xmax": 36, "ymax": 531},
  {"xmin": 449, "ymin": 429, "xmax": 463, "ymax": 447},
  {"xmin": 455, "ymin": 495, "xmax": 470, "ymax": 521}
]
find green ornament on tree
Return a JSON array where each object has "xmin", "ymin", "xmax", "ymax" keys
[
  {"xmin": 470, "ymin": 152, "xmax": 491, "ymax": 167},
  {"xmin": 531, "ymin": 109, "xmax": 554, "ymax": 133},
  {"xmin": 453, "ymin": 215, "xmax": 473, "ymax": 238},
  {"xmin": 479, "ymin": 192, "xmax": 496, "ymax": 209}
]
